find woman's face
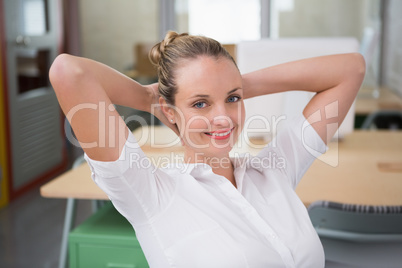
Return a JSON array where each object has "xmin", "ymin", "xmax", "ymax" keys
[{"xmin": 171, "ymin": 56, "xmax": 245, "ymax": 160}]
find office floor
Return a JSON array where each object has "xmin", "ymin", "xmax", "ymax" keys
[{"xmin": 0, "ymin": 185, "xmax": 92, "ymax": 268}]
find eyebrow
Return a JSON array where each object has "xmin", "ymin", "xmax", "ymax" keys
[{"xmin": 189, "ymin": 88, "xmax": 241, "ymax": 99}]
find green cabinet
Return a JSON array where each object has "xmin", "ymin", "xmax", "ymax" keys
[{"xmin": 69, "ymin": 202, "xmax": 149, "ymax": 268}]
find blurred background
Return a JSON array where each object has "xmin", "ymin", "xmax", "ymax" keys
[{"xmin": 0, "ymin": 0, "xmax": 401, "ymax": 267}]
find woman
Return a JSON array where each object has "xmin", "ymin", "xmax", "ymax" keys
[{"xmin": 50, "ymin": 32, "xmax": 365, "ymax": 267}]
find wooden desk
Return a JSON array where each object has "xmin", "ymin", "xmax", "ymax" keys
[
  {"xmin": 297, "ymin": 130, "xmax": 402, "ymax": 207},
  {"xmin": 41, "ymin": 128, "xmax": 402, "ymax": 268}
]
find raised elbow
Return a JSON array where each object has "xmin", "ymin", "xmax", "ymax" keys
[
  {"xmin": 49, "ymin": 54, "xmax": 85, "ymax": 94},
  {"xmin": 342, "ymin": 53, "xmax": 366, "ymax": 91},
  {"xmin": 49, "ymin": 53, "xmax": 71, "ymax": 85},
  {"xmin": 353, "ymin": 52, "xmax": 366, "ymax": 80}
]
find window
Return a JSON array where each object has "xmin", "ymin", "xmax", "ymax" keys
[
  {"xmin": 22, "ymin": 0, "xmax": 48, "ymax": 36},
  {"xmin": 176, "ymin": 0, "xmax": 261, "ymax": 43}
]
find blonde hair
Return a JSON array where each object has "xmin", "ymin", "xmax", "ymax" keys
[{"xmin": 149, "ymin": 31, "xmax": 237, "ymax": 104}]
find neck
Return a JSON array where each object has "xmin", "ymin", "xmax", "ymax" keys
[{"xmin": 184, "ymin": 150, "xmax": 237, "ymax": 188}]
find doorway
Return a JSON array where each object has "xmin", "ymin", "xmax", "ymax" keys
[{"xmin": 2, "ymin": 0, "xmax": 66, "ymax": 198}]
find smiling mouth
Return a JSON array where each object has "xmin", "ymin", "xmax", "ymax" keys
[{"xmin": 205, "ymin": 128, "xmax": 234, "ymax": 139}]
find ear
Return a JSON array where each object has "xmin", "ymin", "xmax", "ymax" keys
[
  {"xmin": 159, "ymin": 97, "xmax": 175, "ymax": 122},
  {"xmin": 159, "ymin": 97, "xmax": 184, "ymax": 145}
]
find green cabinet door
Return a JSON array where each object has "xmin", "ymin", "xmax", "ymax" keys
[{"xmin": 69, "ymin": 202, "xmax": 149, "ymax": 268}]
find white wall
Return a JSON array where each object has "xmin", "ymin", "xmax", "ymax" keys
[
  {"xmin": 276, "ymin": 0, "xmax": 372, "ymax": 39},
  {"xmin": 78, "ymin": 0, "xmax": 158, "ymax": 73}
]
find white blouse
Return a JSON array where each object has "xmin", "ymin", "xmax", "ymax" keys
[{"xmin": 85, "ymin": 114, "xmax": 328, "ymax": 268}]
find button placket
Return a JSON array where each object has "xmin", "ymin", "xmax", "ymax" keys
[{"xmin": 215, "ymin": 179, "xmax": 296, "ymax": 268}]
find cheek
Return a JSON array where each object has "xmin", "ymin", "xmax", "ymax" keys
[
  {"xmin": 187, "ymin": 116, "xmax": 210, "ymax": 131},
  {"xmin": 240, "ymin": 102, "xmax": 246, "ymax": 127},
  {"xmin": 176, "ymin": 110, "xmax": 210, "ymax": 135},
  {"xmin": 230, "ymin": 102, "xmax": 246, "ymax": 128}
]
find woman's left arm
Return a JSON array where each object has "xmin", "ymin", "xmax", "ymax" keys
[{"xmin": 242, "ymin": 53, "xmax": 366, "ymax": 144}]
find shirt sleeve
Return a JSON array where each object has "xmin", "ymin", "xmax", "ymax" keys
[
  {"xmin": 257, "ymin": 114, "xmax": 328, "ymax": 189},
  {"xmin": 84, "ymin": 130, "xmax": 176, "ymax": 226}
]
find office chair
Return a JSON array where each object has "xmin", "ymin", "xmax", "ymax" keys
[
  {"xmin": 361, "ymin": 110, "xmax": 402, "ymax": 130},
  {"xmin": 308, "ymin": 200, "xmax": 402, "ymax": 268}
]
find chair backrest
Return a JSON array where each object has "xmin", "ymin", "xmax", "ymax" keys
[{"xmin": 308, "ymin": 200, "xmax": 402, "ymax": 242}]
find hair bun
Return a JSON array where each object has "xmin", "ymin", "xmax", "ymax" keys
[{"xmin": 149, "ymin": 31, "xmax": 188, "ymax": 66}]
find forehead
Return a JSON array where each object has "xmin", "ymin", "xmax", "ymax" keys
[{"xmin": 175, "ymin": 56, "xmax": 242, "ymax": 98}]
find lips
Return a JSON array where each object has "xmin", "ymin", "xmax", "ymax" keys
[{"xmin": 205, "ymin": 128, "xmax": 234, "ymax": 140}]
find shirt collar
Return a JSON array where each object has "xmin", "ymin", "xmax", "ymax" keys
[
  {"xmin": 231, "ymin": 156, "xmax": 248, "ymax": 192},
  {"xmin": 162, "ymin": 155, "xmax": 251, "ymax": 191}
]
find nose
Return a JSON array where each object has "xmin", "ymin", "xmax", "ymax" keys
[
  {"xmin": 213, "ymin": 115, "xmax": 231, "ymax": 127},
  {"xmin": 211, "ymin": 105, "xmax": 232, "ymax": 128}
]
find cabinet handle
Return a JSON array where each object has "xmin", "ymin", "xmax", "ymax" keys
[
  {"xmin": 15, "ymin": 35, "xmax": 31, "ymax": 46},
  {"xmin": 106, "ymin": 263, "xmax": 136, "ymax": 268}
]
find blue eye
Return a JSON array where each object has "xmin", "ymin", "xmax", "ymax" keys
[
  {"xmin": 227, "ymin": 96, "xmax": 240, "ymax": 103},
  {"xmin": 194, "ymin": 101, "xmax": 207, "ymax": 108}
]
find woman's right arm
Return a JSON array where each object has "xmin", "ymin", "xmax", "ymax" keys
[{"xmin": 49, "ymin": 54, "xmax": 154, "ymax": 161}]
